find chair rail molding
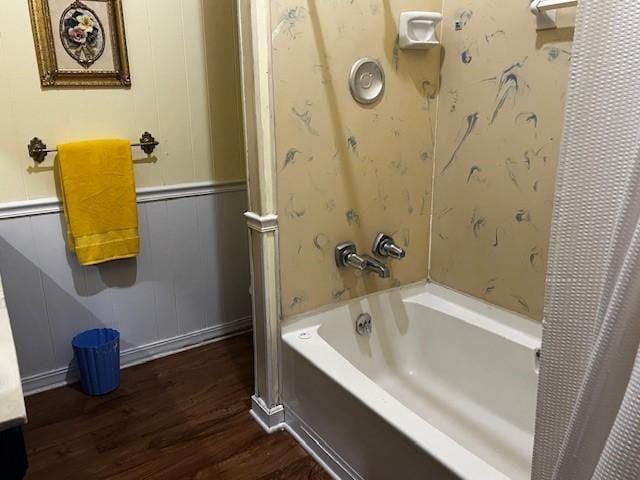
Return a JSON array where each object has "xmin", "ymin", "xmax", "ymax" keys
[{"xmin": 0, "ymin": 180, "xmax": 247, "ymax": 220}]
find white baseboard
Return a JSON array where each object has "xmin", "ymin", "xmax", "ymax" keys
[
  {"xmin": 283, "ymin": 423, "xmax": 345, "ymax": 480},
  {"xmin": 250, "ymin": 395, "xmax": 285, "ymax": 433},
  {"xmin": 22, "ymin": 316, "xmax": 252, "ymax": 396},
  {"xmin": 283, "ymin": 406, "xmax": 361, "ymax": 480},
  {"xmin": 248, "ymin": 399, "xmax": 356, "ymax": 480}
]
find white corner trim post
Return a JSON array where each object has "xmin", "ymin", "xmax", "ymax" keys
[
  {"xmin": 244, "ymin": 212, "xmax": 278, "ymax": 233},
  {"xmin": 238, "ymin": 0, "xmax": 284, "ymax": 429},
  {"xmin": 245, "ymin": 211, "xmax": 282, "ymax": 425}
]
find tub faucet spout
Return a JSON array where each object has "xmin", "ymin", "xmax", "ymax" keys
[
  {"xmin": 335, "ymin": 242, "xmax": 390, "ymax": 278},
  {"xmin": 362, "ymin": 255, "xmax": 390, "ymax": 278}
]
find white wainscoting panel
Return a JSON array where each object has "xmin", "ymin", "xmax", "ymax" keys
[{"xmin": 0, "ymin": 185, "xmax": 251, "ymax": 394}]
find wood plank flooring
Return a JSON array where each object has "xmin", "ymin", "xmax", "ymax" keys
[{"xmin": 23, "ymin": 333, "xmax": 330, "ymax": 480}]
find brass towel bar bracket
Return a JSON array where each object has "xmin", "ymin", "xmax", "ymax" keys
[{"xmin": 27, "ymin": 132, "xmax": 160, "ymax": 164}]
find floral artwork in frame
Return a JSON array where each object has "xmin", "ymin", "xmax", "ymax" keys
[
  {"xmin": 60, "ymin": 5, "xmax": 106, "ymax": 68},
  {"xmin": 28, "ymin": 0, "xmax": 131, "ymax": 87}
]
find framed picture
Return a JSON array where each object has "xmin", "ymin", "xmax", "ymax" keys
[{"xmin": 28, "ymin": 0, "xmax": 131, "ymax": 87}]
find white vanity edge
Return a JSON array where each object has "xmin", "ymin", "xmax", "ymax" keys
[{"xmin": 0, "ymin": 276, "xmax": 27, "ymax": 430}]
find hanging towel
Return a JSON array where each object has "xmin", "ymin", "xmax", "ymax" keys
[{"xmin": 57, "ymin": 139, "xmax": 139, "ymax": 265}]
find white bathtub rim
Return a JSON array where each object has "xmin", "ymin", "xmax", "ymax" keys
[
  {"xmin": 282, "ymin": 325, "xmax": 511, "ymax": 480},
  {"xmin": 281, "ymin": 281, "xmax": 427, "ymax": 333},
  {"xmin": 404, "ymin": 284, "xmax": 542, "ymax": 350},
  {"xmin": 282, "ymin": 281, "xmax": 541, "ymax": 344}
]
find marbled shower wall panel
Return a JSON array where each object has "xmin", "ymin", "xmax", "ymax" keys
[
  {"xmin": 431, "ymin": 2, "xmax": 574, "ymax": 319},
  {"xmin": 272, "ymin": 0, "xmax": 441, "ymax": 317}
]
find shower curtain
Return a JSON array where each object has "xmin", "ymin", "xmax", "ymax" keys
[{"xmin": 532, "ymin": 1, "xmax": 640, "ymax": 479}]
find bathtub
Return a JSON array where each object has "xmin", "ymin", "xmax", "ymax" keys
[{"xmin": 281, "ymin": 282, "xmax": 542, "ymax": 480}]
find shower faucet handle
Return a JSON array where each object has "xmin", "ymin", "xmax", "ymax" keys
[{"xmin": 372, "ymin": 233, "xmax": 406, "ymax": 260}]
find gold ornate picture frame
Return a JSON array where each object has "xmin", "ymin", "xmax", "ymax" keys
[{"xmin": 28, "ymin": 0, "xmax": 131, "ymax": 87}]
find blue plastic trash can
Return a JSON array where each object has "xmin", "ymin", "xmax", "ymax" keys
[{"xmin": 72, "ymin": 328, "xmax": 120, "ymax": 396}]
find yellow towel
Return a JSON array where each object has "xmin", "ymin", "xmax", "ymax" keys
[{"xmin": 57, "ymin": 139, "xmax": 139, "ymax": 265}]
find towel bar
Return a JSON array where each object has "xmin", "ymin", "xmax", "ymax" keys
[
  {"xmin": 530, "ymin": 0, "xmax": 578, "ymax": 30},
  {"xmin": 27, "ymin": 132, "xmax": 159, "ymax": 164}
]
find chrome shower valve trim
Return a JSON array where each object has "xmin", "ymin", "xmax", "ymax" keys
[
  {"xmin": 372, "ymin": 233, "xmax": 406, "ymax": 259},
  {"xmin": 335, "ymin": 242, "xmax": 390, "ymax": 279}
]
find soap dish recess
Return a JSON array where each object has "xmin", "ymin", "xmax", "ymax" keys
[{"xmin": 398, "ymin": 11, "xmax": 442, "ymax": 50}]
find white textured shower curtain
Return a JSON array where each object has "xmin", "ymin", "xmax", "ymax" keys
[{"xmin": 532, "ymin": 1, "xmax": 640, "ymax": 479}]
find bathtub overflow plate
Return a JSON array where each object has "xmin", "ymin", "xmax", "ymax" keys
[{"xmin": 356, "ymin": 313, "xmax": 373, "ymax": 336}]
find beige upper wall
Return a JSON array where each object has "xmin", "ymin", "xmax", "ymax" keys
[
  {"xmin": 272, "ymin": 0, "xmax": 442, "ymax": 317},
  {"xmin": 0, "ymin": 0, "xmax": 245, "ymax": 203},
  {"xmin": 430, "ymin": 2, "xmax": 574, "ymax": 319}
]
